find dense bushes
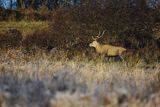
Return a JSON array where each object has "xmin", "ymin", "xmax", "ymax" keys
[
  {"xmin": 0, "ymin": 29, "xmax": 22, "ymax": 48},
  {"xmin": 0, "ymin": 8, "xmax": 52, "ymax": 21},
  {"xmin": 50, "ymin": 0, "xmax": 160, "ymax": 45},
  {"xmin": 48, "ymin": 0, "xmax": 160, "ymax": 62},
  {"xmin": 23, "ymin": 28, "xmax": 52, "ymax": 48}
]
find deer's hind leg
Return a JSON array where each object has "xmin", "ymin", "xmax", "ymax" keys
[{"xmin": 106, "ymin": 56, "xmax": 115, "ymax": 62}]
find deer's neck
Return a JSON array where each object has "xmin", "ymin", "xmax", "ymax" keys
[{"xmin": 95, "ymin": 43, "xmax": 103, "ymax": 53}]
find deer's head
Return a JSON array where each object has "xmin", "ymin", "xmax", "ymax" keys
[{"xmin": 89, "ymin": 30, "xmax": 105, "ymax": 48}]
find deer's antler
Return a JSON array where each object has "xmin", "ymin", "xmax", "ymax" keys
[
  {"xmin": 101, "ymin": 30, "xmax": 106, "ymax": 36},
  {"xmin": 96, "ymin": 30, "xmax": 106, "ymax": 39},
  {"xmin": 92, "ymin": 30, "xmax": 106, "ymax": 40},
  {"xmin": 92, "ymin": 36, "xmax": 97, "ymax": 40}
]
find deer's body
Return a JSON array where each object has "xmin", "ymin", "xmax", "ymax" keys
[
  {"xmin": 89, "ymin": 41, "xmax": 126, "ymax": 56},
  {"xmin": 89, "ymin": 31, "xmax": 127, "ymax": 59}
]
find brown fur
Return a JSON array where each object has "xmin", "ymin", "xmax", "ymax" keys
[{"xmin": 89, "ymin": 41, "xmax": 126, "ymax": 57}]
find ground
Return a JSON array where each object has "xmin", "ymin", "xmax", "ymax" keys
[{"xmin": 0, "ymin": 48, "xmax": 159, "ymax": 107}]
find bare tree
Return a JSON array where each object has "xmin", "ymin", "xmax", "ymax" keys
[
  {"xmin": 0, "ymin": 0, "xmax": 3, "ymax": 8},
  {"xmin": 17, "ymin": 0, "xmax": 25, "ymax": 9},
  {"xmin": 10, "ymin": 0, "xmax": 13, "ymax": 9}
]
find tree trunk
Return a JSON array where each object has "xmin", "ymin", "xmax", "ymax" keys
[
  {"xmin": 17, "ymin": 0, "xmax": 25, "ymax": 9},
  {"xmin": 10, "ymin": 0, "xmax": 13, "ymax": 9}
]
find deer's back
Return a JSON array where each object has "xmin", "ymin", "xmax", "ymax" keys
[{"xmin": 102, "ymin": 45, "xmax": 126, "ymax": 56}]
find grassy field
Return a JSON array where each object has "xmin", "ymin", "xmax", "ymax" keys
[
  {"xmin": 0, "ymin": 48, "xmax": 159, "ymax": 107},
  {"xmin": 0, "ymin": 21, "xmax": 159, "ymax": 107}
]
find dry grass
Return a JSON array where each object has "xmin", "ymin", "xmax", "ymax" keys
[
  {"xmin": 0, "ymin": 21, "xmax": 48, "ymax": 36},
  {"xmin": 0, "ymin": 48, "xmax": 159, "ymax": 107}
]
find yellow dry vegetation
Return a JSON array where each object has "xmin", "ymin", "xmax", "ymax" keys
[{"xmin": 0, "ymin": 21, "xmax": 48, "ymax": 36}]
